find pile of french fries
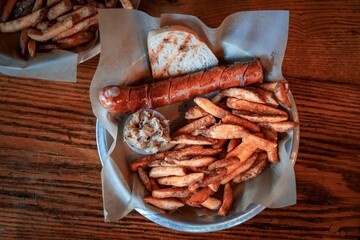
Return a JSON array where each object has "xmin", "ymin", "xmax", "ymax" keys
[
  {"xmin": 0, "ymin": 0, "xmax": 133, "ymax": 58},
  {"xmin": 130, "ymin": 80, "xmax": 298, "ymax": 216}
]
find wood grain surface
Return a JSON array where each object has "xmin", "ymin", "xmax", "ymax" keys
[{"xmin": 0, "ymin": 0, "xmax": 359, "ymax": 239}]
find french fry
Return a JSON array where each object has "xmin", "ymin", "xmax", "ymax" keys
[
  {"xmin": 165, "ymin": 145, "xmax": 204, "ymax": 160},
  {"xmin": 157, "ymin": 173, "xmax": 204, "ymax": 187},
  {"xmin": 226, "ymin": 141, "xmax": 257, "ymax": 162},
  {"xmin": 172, "ymin": 115, "xmax": 216, "ymax": 137},
  {"xmin": 247, "ymin": 87, "xmax": 279, "ymax": 107},
  {"xmin": 152, "ymin": 188, "xmax": 191, "ymax": 198},
  {"xmin": 148, "ymin": 159, "xmax": 177, "ymax": 167},
  {"xmin": 259, "ymin": 82, "xmax": 278, "ymax": 92},
  {"xmin": 27, "ymin": 39, "xmax": 36, "ymax": 58},
  {"xmin": 144, "ymin": 197, "xmax": 184, "ymax": 211},
  {"xmin": 275, "ymin": 80, "xmax": 292, "ymax": 108},
  {"xmin": 119, "ymin": 0, "xmax": 133, "ymax": 9},
  {"xmin": 259, "ymin": 121, "xmax": 299, "ymax": 132},
  {"xmin": 56, "ymin": 2, "xmax": 99, "ymax": 23},
  {"xmin": 0, "ymin": 8, "xmax": 45, "ymax": 33},
  {"xmin": 224, "ymin": 162, "xmax": 241, "ymax": 176},
  {"xmin": 149, "ymin": 166, "xmax": 186, "ymax": 178},
  {"xmin": 261, "ymin": 128, "xmax": 278, "ymax": 142},
  {"xmin": 185, "ymin": 166, "xmax": 209, "ymax": 174},
  {"xmin": 222, "ymin": 114, "xmax": 260, "ymax": 132},
  {"xmin": 182, "ymin": 197, "xmax": 201, "ymax": 208},
  {"xmin": 227, "ymin": 139, "xmax": 241, "ymax": 152},
  {"xmin": 130, "ymin": 151, "xmax": 168, "ymax": 171},
  {"xmin": 233, "ymin": 152, "xmax": 267, "ymax": 183},
  {"xmin": 201, "ymin": 197, "xmax": 222, "ymax": 210},
  {"xmin": 56, "ymin": 31, "xmax": 94, "ymax": 49},
  {"xmin": 232, "ymin": 110, "xmax": 288, "ymax": 123},
  {"xmin": 166, "ymin": 147, "xmax": 222, "ymax": 161},
  {"xmin": 267, "ymin": 147, "xmax": 279, "ymax": 163},
  {"xmin": 137, "ymin": 167, "xmax": 151, "ymax": 191},
  {"xmin": 170, "ymin": 135, "xmax": 218, "ymax": 145},
  {"xmin": 47, "ymin": 0, "xmax": 62, "ymax": 7},
  {"xmin": 187, "ymin": 187, "xmax": 213, "ymax": 205},
  {"xmin": 243, "ymin": 132, "xmax": 277, "ymax": 152},
  {"xmin": 211, "ymin": 139, "xmax": 227, "ymax": 149},
  {"xmin": 174, "ymin": 156, "xmax": 216, "ymax": 168},
  {"xmin": 185, "ymin": 106, "xmax": 208, "ymax": 120},
  {"xmin": 218, "ymin": 183, "xmax": 233, "ymax": 216},
  {"xmin": 194, "ymin": 97, "xmax": 230, "ymax": 118},
  {"xmin": 20, "ymin": 29, "xmax": 30, "ymax": 57},
  {"xmin": 172, "ymin": 144, "xmax": 186, "ymax": 150},
  {"xmin": 211, "ymin": 94, "xmax": 222, "ymax": 104},
  {"xmin": 220, "ymin": 153, "xmax": 258, "ymax": 185},
  {"xmin": 33, "ymin": 0, "xmax": 44, "ymax": 12},
  {"xmin": 36, "ymin": 20, "xmax": 52, "ymax": 31},
  {"xmin": 227, "ymin": 97, "xmax": 288, "ymax": 116},
  {"xmin": 0, "ymin": 0, "xmax": 17, "ymax": 22},
  {"xmin": 53, "ymin": 14, "xmax": 98, "ymax": 41},
  {"xmin": 208, "ymin": 157, "xmax": 239, "ymax": 170},
  {"xmin": 104, "ymin": 0, "xmax": 117, "ymax": 8},
  {"xmin": 27, "ymin": 16, "xmax": 74, "ymax": 42},
  {"xmin": 47, "ymin": 0, "xmax": 73, "ymax": 20},
  {"xmin": 37, "ymin": 43, "xmax": 59, "ymax": 51},
  {"xmin": 208, "ymin": 182, "xmax": 220, "ymax": 192},
  {"xmin": 220, "ymin": 88, "xmax": 266, "ymax": 104},
  {"xmin": 189, "ymin": 167, "xmax": 227, "ymax": 191},
  {"xmin": 201, "ymin": 124, "xmax": 247, "ymax": 139}
]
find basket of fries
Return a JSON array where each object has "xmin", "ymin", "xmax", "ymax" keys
[
  {"xmin": 91, "ymin": 10, "xmax": 299, "ymax": 232},
  {"xmin": 0, "ymin": 0, "xmax": 139, "ymax": 81}
]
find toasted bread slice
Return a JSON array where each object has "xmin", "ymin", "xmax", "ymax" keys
[{"xmin": 148, "ymin": 25, "xmax": 218, "ymax": 80}]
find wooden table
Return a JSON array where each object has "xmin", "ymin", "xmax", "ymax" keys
[{"xmin": 0, "ymin": 0, "xmax": 359, "ymax": 239}]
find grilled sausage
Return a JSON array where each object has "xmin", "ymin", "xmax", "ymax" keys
[{"xmin": 99, "ymin": 59, "xmax": 263, "ymax": 115}]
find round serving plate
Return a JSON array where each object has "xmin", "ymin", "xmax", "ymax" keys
[{"xmin": 95, "ymin": 91, "xmax": 299, "ymax": 232}]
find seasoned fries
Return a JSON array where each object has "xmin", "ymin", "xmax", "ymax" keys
[
  {"xmin": 131, "ymin": 81, "xmax": 297, "ymax": 216},
  {"xmin": 227, "ymin": 97, "xmax": 288, "ymax": 116},
  {"xmin": 174, "ymin": 156, "xmax": 216, "ymax": 168},
  {"xmin": 170, "ymin": 135, "xmax": 218, "ymax": 145},
  {"xmin": 144, "ymin": 197, "xmax": 184, "ymax": 211},
  {"xmin": 188, "ymin": 187, "xmax": 213, "ymax": 205},
  {"xmin": 232, "ymin": 110, "xmax": 288, "ymax": 123},
  {"xmin": 138, "ymin": 167, "xmax": 152, "ymax": 191},
  {"xmin": 0, "ymin": 0, "xmax": 127, "ymax": 58},
  {"xmin": 218, "ymin": 183, "xmax": 233, "ymax": 216},
  {"xmin": 172, "ymin": 115, "xmax": 216, "ymax": 137},
  {"xmin": 222, "ymin": 114, "xmax": 260, "ymax": 132},
  {"xmin": 201, "ymin": 197, "xmax": 222, "ymax": 210},
  {"xmin": 185, "ymin": 106, "xmax": 208, "ymax": 119},
  {"xmin": 0, "ymin": 8, "xmax": 45, "ymax": 33},
  {"xmin": 194, "ymin": 97, "xmax": 230, "ymax": 118},
  {"xmin": 220, "ymin": 88, "xmax": 265, "ymax": 104},
  {"xmin": 259, "ymin": 121, "xmax": 299, "ymax": 132},
  {"xmin": 152, "ymin": 188, "xmax": 191, "ymax": 198},
  {"xmin": 201, "ymin": 124, "xmax": 247, "ymax": 139},
  {"xmin": 233, "ymin": 152, "xmax": 267, "ymax": 183},
  {"xmin": 275, "ymin": 80, "xmax": 292, "ymax": 108},
  {"xmin": 149, "ymin": 166, "xmax": 186, "ymax": 178},
  {"xmin": 157, "ymin": 173, "xmax": 204, "ymax": 187}
]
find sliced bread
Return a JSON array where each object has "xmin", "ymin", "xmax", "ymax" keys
[{"xmin": 148, "ymin": 25, "xmax": 218, "ymax": 80}]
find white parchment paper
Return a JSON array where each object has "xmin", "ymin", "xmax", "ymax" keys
[{"xmin": 90, "ymin": 9, "xmax": 296, "ymax": 224}]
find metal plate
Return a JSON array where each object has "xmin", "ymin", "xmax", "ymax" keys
[{"xmin": 95, "ymin": 91, "xmax": 299, "ymax": 232}]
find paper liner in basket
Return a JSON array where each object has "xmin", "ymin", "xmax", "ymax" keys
[{"xmin": 90, "ymin": 9, "xmax": 297, "ymax": 223}]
